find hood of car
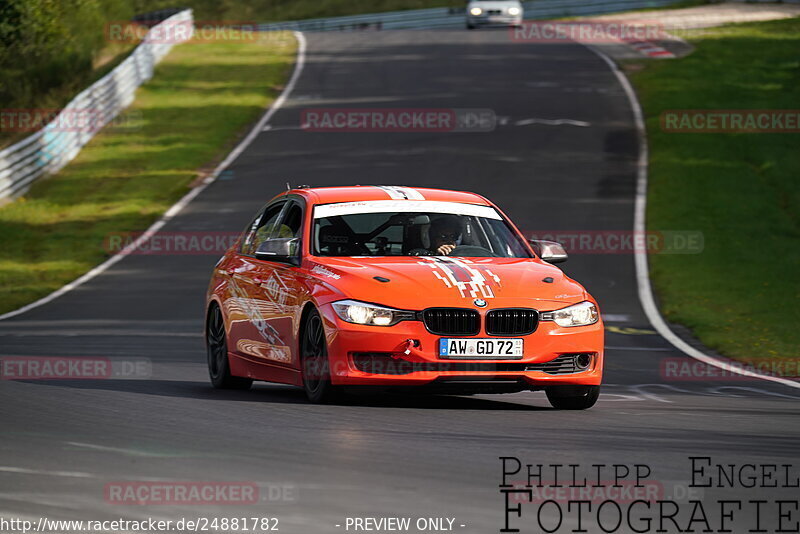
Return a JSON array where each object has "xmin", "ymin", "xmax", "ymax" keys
[
  {"xmin": 468, "ymin": 1, "xmax": 522, "ymax": 9},
  {"xmin": 308, "ymin": 256, "xmax": 586, "ymax": 311}
]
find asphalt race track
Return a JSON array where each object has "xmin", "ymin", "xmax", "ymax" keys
[{"xmin": 1, "ymin": 30, "xmax": 798, "ymax": 533}]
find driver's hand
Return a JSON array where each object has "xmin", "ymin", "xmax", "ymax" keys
[{"xmin": 436, "ymin": 244, "xmax": 456, "ymax": 256}]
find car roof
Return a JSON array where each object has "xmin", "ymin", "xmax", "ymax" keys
[{"xmin": 286, "ymin": 185, "xmax": 490, "ymax": 206}]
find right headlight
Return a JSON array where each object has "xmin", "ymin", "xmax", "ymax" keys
[
  {"xmin": 332, "ymin": 300, "xmax": 415, "ymax": 327},
  {"xmin": 508, "ymin": 6, "xmax": 521, "ymax": 15},
  {"xmin": 541, "ymin": 301, "xmax": 598, "ymax": 327},
  {"xmin": 469, "ymin": 7, "xmax": 483, "ymax": 16}
]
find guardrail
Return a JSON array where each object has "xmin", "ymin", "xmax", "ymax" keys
[
  {"xmin": 0, "ymin": 9, "xmax": 194, "ymax": 201},
  {"xmin": 257, "ymin": 0, "xmax": 685, "ymax": 32}
]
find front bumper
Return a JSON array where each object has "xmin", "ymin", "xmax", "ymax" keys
[
  {"xmin": 467, "ymin": 14, "xmax": 523, "ymax": 27},
  {"xmin": 320, "ymin": 305, "xmax": 603, "ymax": 388}
]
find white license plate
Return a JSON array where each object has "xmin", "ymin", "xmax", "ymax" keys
[{"xmin": 439, "ymin": 338, "xmax": 523, "ymax": 359}]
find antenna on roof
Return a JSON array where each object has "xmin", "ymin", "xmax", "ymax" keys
[{"xmin": 286, "ymin": 182, "xmax": 291, "ymax": 190}]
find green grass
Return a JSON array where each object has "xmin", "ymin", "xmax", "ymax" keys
[
  {"xmin": 628, "ymin": 18, "xmax": 800, "ymax": 364},
  {"xmin": 0, "ymin": 34, "xmax": 297, "ymax": 314}
]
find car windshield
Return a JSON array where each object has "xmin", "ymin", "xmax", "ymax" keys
[{"xmin": 312, "ymin": 201, "xmax": 531, "ymax": 258}]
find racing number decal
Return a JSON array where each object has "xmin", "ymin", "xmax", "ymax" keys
[{"xmin": 421, "ymin": 257, "xmax": 502, "ymax": 299}]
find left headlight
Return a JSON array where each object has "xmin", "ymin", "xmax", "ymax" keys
[
  {"xmin": 541, "ymin": 301, "xmax": 599, "ymax": 327},
  {"xmin": 507, "ymin": 6, "xmax": 521, "ymax": 15},
  {"xmin": 469, "ymin": 7, "xmax": 483, "ymax": 16},
  {"xmin": 332, "ymin": 300, "xmax": 416, "ymax": 327}
]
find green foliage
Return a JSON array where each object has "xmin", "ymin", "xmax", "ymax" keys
[
  {"xmin": 130, "ymin": 0, "xmax": 458, "ymax": 22},
  {"xmin": 0, "ymin": 0, "xmax": 132, "ymax": 108}
]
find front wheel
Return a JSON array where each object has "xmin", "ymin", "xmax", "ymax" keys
[
  {"xmin": 546, "ymin": 385, "xmax": 599, "ymax": 410},
  {"xmin": 301, "ymin": 308, "xmax": 339, "ymax": 403},
  {"xmin": 206, "ymin": 304, "xmax": 252, "ymax": 390}
]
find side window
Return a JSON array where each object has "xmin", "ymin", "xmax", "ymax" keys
[
  {"xmin": 275, "ymin": 202, "xmax": 303, "ymax": 239},
  {"xmin": 272, "ymin": 202, "xmax": 304, "ymax": 257},
  {"xmin": 241, "ymin": 202, "xmax": 285, "ymax": 256}
]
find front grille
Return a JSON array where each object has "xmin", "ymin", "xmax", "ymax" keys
[
  {"xmin": 422, "ymin": 308, "xmax": 480, "ymax": 336},
  {"xmin": 487, "ymin": 9, "xmax": 502, "ymax": 15},
  {"xmin": 486, "ymin": 308, "xmax": 539, "ymax": 336}
]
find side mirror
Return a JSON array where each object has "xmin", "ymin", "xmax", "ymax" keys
[
  {"xmin": 255, "ymin": 238, "xmax": 300, "ymax": 265},
  {"xmin": 529, "ymin": 239, "xmax": 568, "ymax": 264}
]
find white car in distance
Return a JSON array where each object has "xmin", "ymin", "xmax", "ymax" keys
[{"xmin": 466, "ymin": 0, "xmax": 524, "ymax": 29}]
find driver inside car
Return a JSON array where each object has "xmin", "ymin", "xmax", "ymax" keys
[{"xmin": 427, "ymin": 215, "xmax": 464, "ymax": 256}]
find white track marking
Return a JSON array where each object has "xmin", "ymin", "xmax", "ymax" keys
[
  {"xmin": 0, "ymin": 32, "xmax": 307, "ymax": 321},
  {"xmin": 588, "ymin": 46, "xmax": 800, "ymax": 391},
  {"xmin": 707, "ymin": 386, "xmax": 800, "ymax": 400},
  {"xmin": 604, "ymin": 345, "xmax": 673, "ymax": 351},
  {"xmin": 1, "ymin": 330, "xmax": 196, "ymax": 337},
  {"xmin": 262, "ymin": 124, "xmax": 304, "ymax": 132},
  {"xmin": 602, "ymin": 313, "xmax": 631, "ymax": 322},
  {"xmin": 625, "ymin": 384, "xmax": 677, "ymax": 403},
  {"xmin": 596, "ymin": 393, "xmax": 647, "ymax": 402},
  {"xmin": 0, "ymin": 466, "xmax": 96, "ymax": 478},
  {"xmin": 65, "ymin": 442, "xmax": 163, "ymax": 456},
  {"xmin": 514, "ymin": 118, "xmax": 591, "ymax": 127}
]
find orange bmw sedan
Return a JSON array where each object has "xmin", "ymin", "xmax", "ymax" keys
[{"xmin": 206, "ymin": 186, "xmax": 604, "ymax": 408}]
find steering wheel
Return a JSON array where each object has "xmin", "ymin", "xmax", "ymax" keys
[{"xmin": 407, "ymin": 248, "xmax": 433, "ymax": 256}]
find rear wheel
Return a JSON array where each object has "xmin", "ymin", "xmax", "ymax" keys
[
  {"xmin": 546, "ymin": 385, "xmax": 599, "ymax": 410},
  {"xmin": 301, "ymin": 309, "xmax": 338, "ymax": 403},
  {"xmin": 206, "ymin": 304, "xmax": 252, "ymax": 390}
]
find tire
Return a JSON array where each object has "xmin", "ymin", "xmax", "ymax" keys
[
  {"xmin": 546, "ymin": 385, "xmax": 599, "ymax": 410},
  {"xmin": 206, "ymin": 304, "xmax": 252, "ymax": 390},
  {"xmin": 467, "ymin": 24, "xmax": 475, "ymax": 30},
  {"xmin": 301, "ymin": 308, "xmax": 339, "ymax": 403}
]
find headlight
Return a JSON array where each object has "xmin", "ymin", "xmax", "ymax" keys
[
  {"xmin": 508, "ymin": 6, "xmax": 521, "ymax": 15},
  {"xmin": 332, "ymin": 300, "xmax": 415, "ymax": 327},
  {"xmin": 541, "ymin": 301, "xmax": 598, "ymax": 327},
  {"xmin": 469, "ymin": 7, "xmax": 483, "ymax": 16}
]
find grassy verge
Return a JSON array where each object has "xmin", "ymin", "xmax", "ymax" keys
[
  {"xmin": 0, "ymin": 33, "xmax": 297, "ymax": 315},
  {"xmin": 627, "ymin": 18, "xmax": 800, "ymax": 363}
]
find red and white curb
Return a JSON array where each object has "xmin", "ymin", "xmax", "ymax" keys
[{"xmin": 626, "ymin": 39, "xmax": 675, "ymax": 58}]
